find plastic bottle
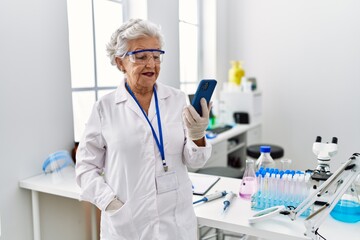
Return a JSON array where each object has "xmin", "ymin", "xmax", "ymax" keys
[
  {"xmin": 239, "ymin": 159, "xmax": 257, "ymax": 200},
  {"xmin": 228, "ymin": 61, "xmax": 245, "ymax": 86},
  {"xmin": 256, "ymin": 146, "xmax": 275, "ymax": 171}
]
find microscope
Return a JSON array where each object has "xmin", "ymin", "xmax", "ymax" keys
[{"xmin": 311, "ymin": 136, "xmax": 338, "ymax": 181}]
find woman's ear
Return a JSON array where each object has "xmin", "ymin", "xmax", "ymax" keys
[{"xmin": 115, "ymin": 57, "xmax": 125, "ymax": 72}]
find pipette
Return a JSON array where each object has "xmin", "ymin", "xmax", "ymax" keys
[
  {"xmin": 193, "ymin": 190, "xmax": 227, "ymax": 204},
  {"xmin": 223, "ymin": 191, "xmax": 236, "ymax": 212}
]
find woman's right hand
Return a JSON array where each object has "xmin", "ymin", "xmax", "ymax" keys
[{"xmin": 183, "ymin": 98, "xmax": 212, "ymax": 140}]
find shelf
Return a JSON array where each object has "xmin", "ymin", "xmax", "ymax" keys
[{"xmin": 227, "ymin": 142, "xmax": 245, "ymax": 154}]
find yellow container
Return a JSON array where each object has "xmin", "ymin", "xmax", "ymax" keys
[{"xmin": 228, "ymin": 61, "xmax": 245, "ymax": 85}]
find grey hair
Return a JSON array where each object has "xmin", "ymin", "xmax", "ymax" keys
[{"xmin": 106, "ymin": 19, "xmax": 165, "ymax": 66}]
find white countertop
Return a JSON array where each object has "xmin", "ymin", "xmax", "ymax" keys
[
  {"xmin": 191, "ymin": 173, "xmax": 360, "ymax": 240},
  {"xmin": 207, "ymin": 122, "xmax": 261, "ymax": 145},
  {"xmin": 19, "ymin": 168, "xmax": 360, "ymax": 240}
]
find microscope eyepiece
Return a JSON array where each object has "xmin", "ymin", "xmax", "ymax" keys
[
  {"xmin": 331, "ymin": 137, "xmax": 338, "ymax": 144},
  {"xmin": 315, "ymin": 136, "xmax": 322, "ymax": 142}
]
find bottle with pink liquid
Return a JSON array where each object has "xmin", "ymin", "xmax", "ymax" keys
[{"xmin": 239, "ymin": 159, "xmax": 257, "ymax": 200}]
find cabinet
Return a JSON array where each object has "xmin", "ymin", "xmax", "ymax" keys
[{"xmin": 188, "ymin": 123, "xmax": 262, "ymax": 172}]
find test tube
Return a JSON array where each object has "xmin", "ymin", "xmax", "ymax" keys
[
  {"xmin": 263, "ymin": 172, "xmax": 271, "ymax": 209},
  {"xmin": 258, "ymin": 170, "xmax": 266, "ymax": 210},
  {"xmin": 251, "ymin": 172, "xmax": 261, "ymax": 210}
]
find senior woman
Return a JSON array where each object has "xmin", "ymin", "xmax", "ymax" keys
[{"xmin": 75, "ymin": 19, "xmax": 212, "ymax": 239}]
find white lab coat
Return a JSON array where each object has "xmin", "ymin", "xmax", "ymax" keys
[{"xmin": 76, "ymin": 79, "xmax": 212, "ymax": 240}]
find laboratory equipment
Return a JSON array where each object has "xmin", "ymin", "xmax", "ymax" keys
[
  {"xmin": 249, "ymin": 152, "xmax": 360, "ymax": 240},
  {"xmin": 311, "ymin": 136, "xmax": 338, "ymax": 181},
  {"xmin": 223, "ymin": 191, "xmax": 236, "ymax": 212},
  {"xmin": 239, "ymin": 159, "xmax": 257, "ymax": 200},
  {"xmin": 42, "ymin": 150, "xmax": 74, "ymax": 174},
  {"xmin": 250, "ymin": 168, "xmax": 311, "ymax": 216},
  {"xmin": 42, "ymin": 150, "xmax": 75, "ymax": 184},
  {"xmin": 249, "ymin": 205, "xmax": 286, "ymax": 224},
  {"xmin": 330, "ymin": 182, "xmax": 360, "ymax": 223},
  {"xmin": 218, "ymin": 90, "xmax": 262, "ymax": 125},
  {"xmin": 193, "ymin": 190, "xmax": 227, "ymax": 204},
  {"xmin": 280, "ymin": 158, "xmax": 292, "ymax": 170},
  {"xmin": 256, "ymin": 146, "xmax": 275, "ymax": 171}
]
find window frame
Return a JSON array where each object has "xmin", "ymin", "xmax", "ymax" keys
[
  {"xmin": 179, "ymin": 0, "xmax": 203, "ymax": 95},
  {"xmin": 68, "ymin": 0, "xmax": 127, "ymax": 141}
]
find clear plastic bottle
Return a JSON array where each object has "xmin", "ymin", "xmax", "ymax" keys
[
  {"xmin": 256, "ymin": 146, "xmax": 275, "ymax": 171},
  {"xmin": 239, "ymin": 159, "xmax": 257, "ymax": 200}
]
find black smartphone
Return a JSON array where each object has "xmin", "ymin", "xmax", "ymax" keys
[{"xmin": 191, "ymin": 79, "xmax": 217, "ymax": 116}]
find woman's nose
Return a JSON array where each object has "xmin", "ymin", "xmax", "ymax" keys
[{"xmin": 145, "ymin": 56, "xmax": 156, "ymax": 67}]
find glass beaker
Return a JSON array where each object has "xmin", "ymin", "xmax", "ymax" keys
[
  {"xmin": 239, "ymin": 159, "xmax": 257, "ymax": 200},
  {"xmin": 280, "ymin": 158, "xmax": 292, "ymax": 170},
  {"xmin": 330, "ymin": 183, "xmax": 360, "ymax": 223}
]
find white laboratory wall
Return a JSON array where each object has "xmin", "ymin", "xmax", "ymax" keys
[
  {"xmin": 127, "ymin": 0, "xmax": 180, "ymax": 89},
  {"xmin": 226, "ymin": 0, "xmax": 360, "ymax": 170},
  {"xmin": 147, "ymin": 0, "xmax": 180, "ymax": 89},
  {"xmin": 0, "ymin": 0, "xmax": 88, "ymax": 239}
]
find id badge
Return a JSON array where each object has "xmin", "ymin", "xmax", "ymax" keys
[{"xmin": 155, "ymin": 171, "xmax": 178, "ymax": 194}]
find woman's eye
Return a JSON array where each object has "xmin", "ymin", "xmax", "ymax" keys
[{"xmin": 135, "ymin": 55, "xmax": 147, "ymax": 60}]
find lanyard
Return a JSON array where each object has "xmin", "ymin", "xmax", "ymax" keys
[{"xmin": 125, "ymin": 82, "xmax": 168, "ymax": 172}]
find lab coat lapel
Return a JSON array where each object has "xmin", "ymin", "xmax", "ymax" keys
[
  {"xmin": 147, "ymin": 96, "xmax": 156, "ymax": 122},
  {"xmin": 114, "ymin": 80, "xmax": 171, "ymax": 123},
  {"xmin": 149, "ymin": 82, "xmax": 170, "ymax": 123},
  {"xmin": 126, "ymin": 97, "xmax": 146, "ymax": 121},
  {"xmin": 114, "ymin": 80, "xmax": 147, "ymax": 122},
  {"xmin": 148, "ymin": 82, "xmax": 170, "ymax": 121}
]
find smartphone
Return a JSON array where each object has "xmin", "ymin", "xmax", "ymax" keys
[{"xmin": 191, "ymin": 79, "xmax": 217, "ymax": 116}]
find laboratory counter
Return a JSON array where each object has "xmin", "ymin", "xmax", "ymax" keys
[{"xmin": 19, "ymin": 169, "xmax": 360, "ymax": 240}]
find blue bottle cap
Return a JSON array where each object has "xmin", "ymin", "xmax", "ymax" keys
[{"xmin": 260, "ymin": 146, "xmax": 271, "ymax": 153}]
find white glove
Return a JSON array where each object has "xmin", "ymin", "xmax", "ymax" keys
[
  {"xmin": 105, "ymin": 197, "xmax": 124, "ymax": 212},
  {"xmin": 183, "ymin": 98, "xmax": 212, "ymax": 140}
]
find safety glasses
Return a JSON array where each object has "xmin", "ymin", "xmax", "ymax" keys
[{"xmin": 123, "ymin": 49, "xmax": 165, "ymax": 64}]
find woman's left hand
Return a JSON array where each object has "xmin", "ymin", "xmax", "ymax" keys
[{"xmin": 183, "ymin": 98, "xmax": 212, "ymax": 141}]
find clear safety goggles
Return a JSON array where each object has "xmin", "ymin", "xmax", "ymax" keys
[{"xmin": 123, "ymin": 49, "xmax": 165, "ymax": 64}]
